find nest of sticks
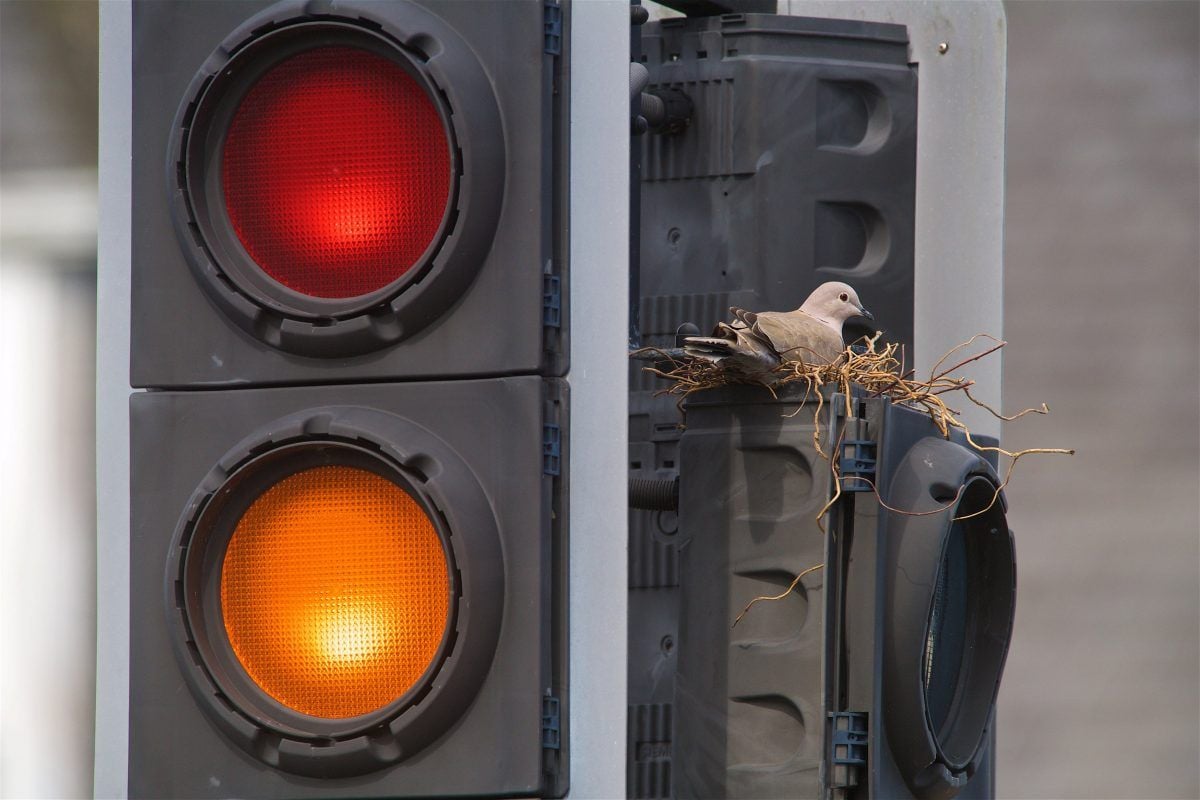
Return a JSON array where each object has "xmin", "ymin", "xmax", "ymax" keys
[
  {"xmin": 639, "ymin": 331, "xmax": 1070, "ymax": 463},
  {"xmin": 635, "ymin": 332, "xmax": 1074, "ymax": 625}
]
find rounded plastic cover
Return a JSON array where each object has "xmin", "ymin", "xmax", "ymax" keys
[{"xmin": 883, "ymin": 436, "xmax": 1016, "ymax": 799}]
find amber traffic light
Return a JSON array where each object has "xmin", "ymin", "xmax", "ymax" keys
[{"xmin": 220, "ymin": 465, "xmax": 451, "ymax": 719}]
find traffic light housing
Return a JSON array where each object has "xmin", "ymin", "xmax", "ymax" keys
[
  {"xmin": 669, "ymin": 389, "xmax": 1014, "ymax": 799},
  {"xmin": 635, "ymin": 13, "xmax": 917, "ymax": 348},
  {"xmin": 127, "ymin": 0, "xmax": 570, "ymax": 795},
  {"xmin": 131, "ymin": 0, "xmax": 564, "ymax": 384},
  {"xmin": 627, "ymin": 10, "xmax": 1013, "ymax": 800},
  {"xmin": 628, "ymin": 11, "xmax": 918, "ymax": 796},
  {"xmin": 131, "ymin": 379, "xmax": 565, "ymax": 792}
]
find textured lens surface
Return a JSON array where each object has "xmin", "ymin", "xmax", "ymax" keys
[
  {"xmin": 221, "ymin": 46, "xmax": 451, "ymax": 299},
  {"xmin": 924, "ymin": 524, "xmax": 969, "ymax": 736},
  {"xmin": 221, "ymin": 465, "xmax": 450, "ymax": 719}
]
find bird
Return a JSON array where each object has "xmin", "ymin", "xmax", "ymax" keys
[{"xmin": 683, "ymin": 281, "xmax": 873, "ymax": 378}]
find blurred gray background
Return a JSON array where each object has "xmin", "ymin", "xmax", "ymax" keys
[
  {"xmin": 1, "ymin": 1, "xmax": 98, "ymax": 798},
  {"xmin": 999, "ymin": 2, "xmax": 1198, "ymax": 797},
  {"xmin": 0, "ymin": 1, "xmax": 1196, "ymax": 798}
]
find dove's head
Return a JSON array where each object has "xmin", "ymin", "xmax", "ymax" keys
[{"xmin": 800, "ymin": 281, "xmax": 873, "ymax": 325}]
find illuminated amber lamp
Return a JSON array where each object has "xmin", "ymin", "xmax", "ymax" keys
[
  {"xmin": 220, "ymin": 464, "xmax": 450, "ymax": 719},
  {"xmin": 172, "ymin": 438, "xmax": 465, "ymax": 732},
  {"xmin": 164, "ymin": 406, "xmax": 508, "ymax": 779}
]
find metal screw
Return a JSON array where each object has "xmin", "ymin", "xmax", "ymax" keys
[{"xmin": 937, "ymin": 41, "xmax": 950, "ymax": 55}]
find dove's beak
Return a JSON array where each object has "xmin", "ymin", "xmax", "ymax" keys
[{"xmin": 857, "ymin": 305, "xmax": 874, "ymax": 321}]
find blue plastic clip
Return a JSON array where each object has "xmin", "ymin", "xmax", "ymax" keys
[
  {"xmin": 839, "ymin": 439, "xmax": 877, "ymax": 492},
  {"xmin": 543, "ymin": 424, "xmax": 561, "ymax": 476},
  {"xmin": 543, "ymin": 2, "xmax": 563, "ymax": 55},
  {"xmin": 542, "ymin": 696, "xmax": 561, "ymax": 749}
]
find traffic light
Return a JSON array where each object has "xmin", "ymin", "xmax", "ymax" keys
[
  {"xmin": 128, "ymin": 0, "xmax": 569, "ymax": 795},
  {"xmin": 670, "ymin": 389, "xmax": 1014, "ymax": 799},
  {"xmin": 626, "ymin": 9, "xmax": 1013, "ymax": 800}
]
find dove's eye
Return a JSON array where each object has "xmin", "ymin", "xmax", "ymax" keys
[{"xmin": 838, "ymin": 292, "xmax": 849, "ymax": 302}]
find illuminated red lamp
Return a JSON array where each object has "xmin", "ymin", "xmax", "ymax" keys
[{"xmin": 221, "ymin": 46, "xmax": 451, "ymax": 299}]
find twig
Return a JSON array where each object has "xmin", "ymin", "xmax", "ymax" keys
[
  {"xmin": 930, "ymin": 339, "xmax": 1007, "ymax": 382},
  {"xmin": 732, "ymin": 563, "xmax": 825, "ymax": 628},
  {"xmin": 926, "ymin": 333, "xmax": 1003, "ymax": 381}
]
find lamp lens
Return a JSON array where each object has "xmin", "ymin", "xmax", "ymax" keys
[
  {"xmin": 220, "ymin": 464, "xmax": 450, "ymax": 719},
  {"xmin": 221, "ymin": 46, "xmax": 451, "ymax": 299}
]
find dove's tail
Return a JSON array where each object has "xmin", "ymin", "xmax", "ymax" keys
[
  {"xmin": 682, "ymin": 336, "xmax": 737, "ymax": 363},
  {"xmin": 683, "ymin": 335, "xmax": 780, "ymax": 376}
]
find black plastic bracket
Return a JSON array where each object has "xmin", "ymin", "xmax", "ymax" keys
[{"xmin": 652, "ymin": 0, "xmax": 776, "ymax": 16}]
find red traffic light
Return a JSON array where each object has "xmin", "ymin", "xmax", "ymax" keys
[
  {"xmin": 163, "ymin": 17, "xmax": 510, "ymax": 361},
  {"xmin": 222, "ymin": 46, "xmax": 452, "ymax": 299}
]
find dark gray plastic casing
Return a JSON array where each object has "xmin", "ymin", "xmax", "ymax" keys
[
  {"xmin": 627, "ymin": 14, "xmax": 919, "ymax": 797},
  {"xmin": 131, "ymin": 0, "xmax": 565, "ymax": 388},
  {"xmin": 670, "ymin": 386, "xmax": 1005, "ymax": 799},
  {"xmin": 673, "ymin": 386, "xmax": 831, "ymax": 798},
  {"xmin": 636, "ymin": 14, "xmax": 917, "ymax": 352},
  {"xmin": 128, "ymin": 377, "xmax": 567, "ymax": 797}
]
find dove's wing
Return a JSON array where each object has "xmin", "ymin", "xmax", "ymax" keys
[
  {"xmin": 751, "ymin": 310, "xmax": 844, "ymax": 365},
  {"xmin": 683, "ymin": 303, "xmax": 845, "ymax": 378},
  {"xmin": 728, "ymin": 307, "xmax": 758, "ymax": 329},
  {"xmin": 684, "ymin": 323, "xmax": 780, "ymax": 378}
]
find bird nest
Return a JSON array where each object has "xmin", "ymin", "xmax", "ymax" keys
[
  {"xmin": 640, "ymin": 332, "xmax": 1066, "ymax": 455},
  {"xmin": 635, "ymin": 332, "xmax": 1074, "ymax": 625},
  {"xmin": 645, "ymin": 331, "xmax": 1043, "ymax": 435}
]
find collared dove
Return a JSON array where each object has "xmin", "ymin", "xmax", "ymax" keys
[{"xmin": 683, "ymin": 281, "xmax": 873, "ymax": 377}]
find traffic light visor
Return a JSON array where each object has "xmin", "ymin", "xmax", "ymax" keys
[
  {"xmin": 222, "ymin": 45, "xmax": 452, "ymax": 299},
  {"xmin": 883, "ymin": 437, "xmax": 1016, "ymax": 797},
  {"xmin": 220, "ymin": 464, "xmax": 450, "ymax": 719}
]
